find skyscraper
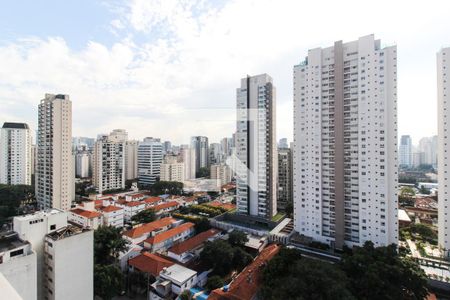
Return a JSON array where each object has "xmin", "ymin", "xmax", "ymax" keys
[
  {"xmin": 190, "ymin": 136, "xmax": 209, "ymax": 177},
  {"xmin": 399, "ymin": 135, "xmax": 412, "ymax": 167},
  {"xmin": 138, "ymin": 137, "xmax": 163, "ymax": 186},
  {"xmin": 0, "ymin": 122, "xmax": 32, "ymax": 185},
  {"xmin": 125, "ymin": 140, "xmax": 139, "ymax": 180},
  {"xmin": 93, "ymin": 131, "xmax": 125, "ymax": 193},
  {"xmin": 438, "ymin": 47, "xmax": 450, "ymax": 256},
  {"xmin": 418, "ymin": 136, "xmax": 438, "ymax": 167},
  {"xmin": 209, "ymin": 142, "xmax": 222, "ymax": 165},
  {"xmin": 36, "ymin": 94, "xmax": 74, "ymax": 211},
  {"xmin": 278, "ymin": 138, "xmax": 289, "ymax": 149},
  {"xmin": 160, "ymin": 154, "xmax": 185, "ymax": 182},
  {"xmin": 236, "ymin": 74, "xmax": 277, "ymax": 220},
  {"xmin": 293, "ymin": 35, "xmax": 398, "ymax": 249}
]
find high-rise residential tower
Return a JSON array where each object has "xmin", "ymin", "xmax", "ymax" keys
[
  {"xmin": 138, "ymin": 137, "xmax": 163, "ymax": 186},
  {"xmin": 0, "ymin": 122, "xmax": 32, "ymax": 185},
  {"xmin": 236, "ymin": 74, "xmax": 277, "ymax": 220},
  {"xmin": 438, "ymin": 47, "xmax": 450, "ymax": 256},
  {"xmin": 93, "ymin": 131, "xmax": 125, "ymax": 193},
  {"xmin": 36, "ymin": 94, "xmax": 74, "ymax": 211},
  {"xmin": 399, "ymin": 135, "xmax": 412, "ymax": 167},
  {"xmin": 190, "ymin": 136, "xmax": 209, "ymax": 177},
  {"xmin": 293, "ymin": 35, "xmax": 398, "ymax": 249},
  {"xmin": 125, "ymin": 140, "xmax": 139, "ymax": 180},
  {"xmin": 278, "ymin": 147, "xmax": 293, "ymax": 212}
]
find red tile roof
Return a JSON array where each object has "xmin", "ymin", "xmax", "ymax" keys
[
  {"xmin": 209, "ymin": 244, "xmax": 280, "ymax": 300},
  {"xmin": 70, "ymin": 208, "xmax": 102, "ymax": 219},
  {"xmin": 128, "ymin": 252, "xmax": 174, "ymax": 277},
  {"xmin": 123, "ymin": 217, "xmax": 176, "ymax": 239},
  {"xmin": 153, "ymin": 201, "xmax": 179, "ymax": 212},
  {"xmin": 168, "ymin": 229, "xmax": 220, "ymax": 255},
  {"xmin": 143, "ymin": 197, "xmax": 161, "ymax": 204},
  {"xmin": 144, "ymin": 222, "xmax": 195, "ymax": 245},
  {"xmin": 208, "ymin": 201, "xmax": 236, "ymax": 211},
  {"xmin": 100, "ymin": 205, "xmax": 123, "ymax": 213},
  {"xmin": 125, "ymin": 201, "xmax": 145, "ymax": 207}
]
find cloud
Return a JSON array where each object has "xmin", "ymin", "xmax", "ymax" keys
[{"xmin": 1, "ymin": 0, "xmax": 450, "ymax": 145}]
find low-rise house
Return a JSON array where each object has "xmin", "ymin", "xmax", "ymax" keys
[
  {"xmin": 153, "ymin": 201, "xmax": 179, "ymax": 215},
  {"xmin": 144, "ymin": 222, "xmax": 195, "ymax": 252},
  {"xmin": 209, "ymin": 244, "xmax": 280, "ymax": 300},
  {"xmin": 100, "ymin": 205, "xmax": 124, "ymax": 228},
  {"xmin": 121, "ymin": 201, "xmax": 146, "ymax": 222},
  {"xmin": 68, "ymin": 208, "xmax": 103, "ymax": 230},
  {"xmin": 150, "ymin": 264, "xmax": 197, "ymax": 299},
  {"xmin": 119, "ymin": 245, "xmax": 143, "ymax": 271},
  {"xmin": 128, "ymin": 252, "xmax": 174, "ymax": 278},
  {"xmin": 167, "ymin": 229, "xmax": 221, "ymax": 263},
  {"xmin": 123, "ymin": 217, "xmax": 177, "ymax": 245},
  {"xmin": 143, "ymin": 197, "xmax": 163, "ymax": 208}
]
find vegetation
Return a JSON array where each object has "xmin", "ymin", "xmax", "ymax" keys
[
  {"xmin": 94, "ymin": 226, "xmax": 130, "ymax": 264},
  {"xmin": 179, "ymin": 290, "xmax": 191, "ymax": 300},
  {"xmin": 205, "ymin": 275, "xmax": 225, "ymax": 292},
  {"xmin": 94, "ymin": 264, "xmax": 124, "ymax": 300},
  {"xmin": 196, "ymin": 167, "xmax": 210, "ymax": 178},
  {"xmin": 150, "ymin": 181, "xmax": 183, "ymax": 195},
  {"xmin": 75, "ymin": 181, "xmax": 96, "ymax": 197},
  {"xmin": 260, "ymin": 247, "xmax": 354, "ymax": 300},
  {"xmin": 400, "ymin": 223, "xmax": 437, "ymax": 245},
  {"xmin": 284, "ymin": 202, "xmax": 293, "ymax": 216},
  {"xmin": 399, "ymin": 186, "xmax": 415, "ymax": 207},
  {"xmin": 0, "ymin": 184, "xmax": 35, "ymax": 225},
  {"xmin": 131, "ymin": 209, "xmax": 156, "ymax": 224},
  {"xmin": 171, "ymin": 213, "xmax": 211, "ymax": 232},
  {"xmin": 189, "ymin": 204, "xmax": 224, "ymax": 217},
  {"xmin": 200, "ymin": 239, "xmax": 253, "ymax": 276},
  {"xmin": 228, "ymin": 230, "xmax": 248, "ymax": 247},
  {"xmin": 420, "ymin": 185, "xmax": 431, "ymax": 195},
  {"xmin": 261, "ymin": 242, "xmax": 428, "ymax": 300}
]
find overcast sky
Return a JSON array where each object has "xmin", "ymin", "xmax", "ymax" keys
[{"xmin": 1, "ymin": 0, "xmax": 449, "ymax": 146}]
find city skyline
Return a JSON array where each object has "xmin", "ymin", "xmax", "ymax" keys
[{"xmin": 1, "ymin": 1, "xmax": 450, "ymax": 144}]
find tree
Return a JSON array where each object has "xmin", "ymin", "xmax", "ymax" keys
[
  {"xmin": 232, "ymin": 247, "xmax": 253, "ymax": 271},
  {"xmin": 196, "ymin": 167, "xmax": 210, "ymax": 178},
  {"xmin": 200, "ymin": 240, "xmax": 234, "ymax": 276},
  {"xmin": 228, "ymin": 230, "xmax": 248, "ymax": 247},
  {"xmin": 340, "ymin": 241, "xmax": 428, "ymax": 300},
  {"xmin": 131, "ymin": 209, "xmax": 156, "ymax": 225},
  {"xmin": 94, "ymin": 226, "xmax": 130, "ymax": 264},
  {"xmin": 150, "ymin": 181, "xmax": 183, "ymax": 195},
  {"xmin": 0, "ymin": 184, "xmax": 35, "ymax": 225},
  {"xmin": 205, "ymin": 275, "xmax": 224, "ymax": 292},
  {"xmin": 194, "ymin": 217, "xmax": 211, "ymax": 233},
  {"xmin": 261, "ymin": 247, "xmax": 354, "ymax": 300},
  {"xmin": 284, "ymin": 201, "xmax": 293, "ymax": 216},
  {"xmin": 179, "ymin": 290, "xmax": 191, "ymax": 300},
  {"xmin": 420, "ymin": 185, "xmax": 431, "ymax": 195},
  {"xmin": 94, "ymin": 264, "xmax": 124, "ymax": 300}
]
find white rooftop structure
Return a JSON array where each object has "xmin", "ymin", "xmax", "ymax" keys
[{"xmin": 160, "ymin": 264, "xmax": 197, "ymax": 286}]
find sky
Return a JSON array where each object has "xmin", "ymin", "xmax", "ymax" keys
[{"xmin": 0, "ymin": 0, "xmax": 449, "ymax": 146}]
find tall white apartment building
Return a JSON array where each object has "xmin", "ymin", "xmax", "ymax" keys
[
  {"xmin": 210, "ymin": 163, "xmax": 232, "ymax": 187},
  {"xmin": 399, "ymin": 135, "xmax": 412, "ymax": 167},
  {"xmin": 418, "ymin": 136, "xmax": 438, "ymax": 167},
  {"xmin": 0, "ymin": 122, "xmax": 32, "ymax": 185},
  {"xmin": 190, "ymin": 136, "xmax": 209, "ymax": 177},
  {"xmin": 236, "ymin": 74, "xmax": 277, "ymax": 220},
  {"xmin": 160, "ymin": 154, "xmax": 185, "ymax": 182},
  {"xmin": 293, "ymin": 35, "xmax": 398, "ymax": 249},
  {"xmin": 125, "ymin": 140, "xmax": 139, "ymax": 180},
  {"xmin": 93, "ymin": 131, "xmax": 125, "ymax": 193},
  {"xmin": 180, "ymin": 145, "xmax": 193, "ymax": 180},
  {"xmin": 36, "ymin": 94, "xmax": 74, "ymax": 211},
  {"xmin": 76, "ymin": 152, "xmax": 90, "ymax": 178},
  {"xmin": 31, "ymin": 144, "xmax": 36, "ymax": 176},
  {"xmin": 209, "ymin": 143, "xmax": 222, "ymax": 165},
  {"xmin": 13, "ymin": 209, "xmax": 68, "ymax": 299},
  {"xmin": 44, "ymin": 225, "xmax": 94, "ymax": 300},
  {"xmin": 438, "ymin": 47, "xmax": 450, "ymax": 256},
  {"xmin": 0, "ymin": 231, "xmax": 37, "ymax": 300},
  {"xmin": 138, "ymin": 137, "xmax": 163, "ymax": 186}
]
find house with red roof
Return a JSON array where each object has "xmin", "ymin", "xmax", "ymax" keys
[
  {"xmin": 119, "ymin": 201, "xmax": 146, "ymax": 222},
  {"xmin": 123, "ymin": 217, "xmax": 178, "ymax": 245},
  {"xmin": 143, "ymin": 196, "xmax": 163, "ymax": 208},
  {"xmin": 152, "ymin": 201, "xmax": 180, "ymax": 215},
  {"xmin": 99, "ymin": 205, "xmax": 124, "ymax": 228},
  {"xmin": 167, "ymin": 229, "xmax": 221, "ymax": 263},
  {"xmin": 68, "ymin": 208, "xmax": 103, "ymax": 229},
  {"xmin": 144, "ymin": 222, "xmax": 195, "ymax": 252},
  {"xmin": 128, "ymin": 252, "xmax": 175, "ymax": 278}
]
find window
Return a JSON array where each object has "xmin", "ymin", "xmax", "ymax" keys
[
  {"xmin": 50, "ymin": 224, "xmax": 56, "ymax": 230},
  {"xmin": 10, "ymin": 249, "xmax": 24, "ymax": 257}
]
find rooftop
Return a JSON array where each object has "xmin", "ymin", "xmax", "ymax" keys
[
  {"xmin": 144, "ymin": 222, "xmax": 195, "ymax": 245},
  {"xmin": 128, "ymin": 252, "xmax": 174, "ymax": 277},
  {"xmin": 124, "ymin": 201, "xmax": 145, "ymax": 207},
  {"xmin": 209, "ymin": 244, "xmax": 280, "ymax": 300},
  {"xmin": 46, "ymin": 224, "xmax": 88, "ymax": 241},
  {"xmin": 168, "ymin": 229, "xmax": 220, "ymax": 255},
  {"xmin": 123, "ymin": 217, "xmax": 176, "ymax": 239},
  {"xmin": 70, "ymin": 208, "xmax": 102, "ymax": 219},
  {"xmin": 2, "ymin": 122, "xmax": 29, "ymax": 129},
  {"xmin": 100, "ymin": 205, "xmax": 123, "ymax": 213},
  {"xmin": 143, "ymin": 197, "xmax": 161, "ymax": 204},
  {"xmin": 13, "ymin": 208, "xmax": 65, "ymax": 221},
  {"xmin": 0, "ymin": 231, "xmax": 29, "ymax": 252},
  {"xmin": 153, "ymin": 201, "xmax": 178, "ymax": 211},
  {"xmin": 160, "ymin": 264, "xmax": 197, "ymax": 285}
]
